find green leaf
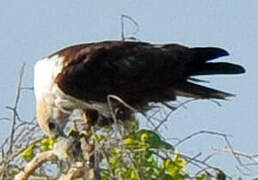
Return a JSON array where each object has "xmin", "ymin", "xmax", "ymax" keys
[
  {"xmin": 161, "ymin": 174, "xmax": 175, "ymax": 180},
  {"xmin": 40, "ymin": 136, "xmax": 57, "ymax": 151},
  {"xmin": 164, "ymin": 157, "xmax": 185, "ymax": 177},
  {"xmin": 196, "ymin": 173, "xmax": 212, "ymax": 180},
  {"xmin": 129, "ymin": 169, "xmax": 138, "ymax": 180},
  {"xmin": 124, "ymin": 137, "xmax": 138, "ymax": 146},
  {"xmin": 135, "ymin": 129, "xmax": 174, "ymax": 150},
  {"xmin": 20, "ymin": 145, "xmax": 35, "ymax": 162}
]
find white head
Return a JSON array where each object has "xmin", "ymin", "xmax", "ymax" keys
[
  {"xmin": 35, "ymin": 99, "xmax": 69, "ymax": 136},
  {"xmin": 34, "ymin": 55, "xmax": 69, "ymax": 136}
]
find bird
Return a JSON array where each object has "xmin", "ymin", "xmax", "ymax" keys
[{"xmin": 34, "ymin": 40, "xmax": 245, "ymax": 136}]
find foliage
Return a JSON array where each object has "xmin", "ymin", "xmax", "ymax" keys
[
  {"xmin": 100, "ymin": 128, "xmax": 185, "ymax": 180},
  {"xmin": 18, "ymin": 123, "xmax": 220, "ymax": 180},
  {"xmin": 20, "ymin": 136, "xmax": 57, "ymax": 162},
  {"xmin": 81, "ymin": 120, "xmax": 220, "ymax": 180}
]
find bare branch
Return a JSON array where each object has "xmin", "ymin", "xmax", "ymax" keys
[
  {"xmin": 212, "ymin": 147, "xmax": 258, "ymax": 164},
  {"xmin": 120, "ymin": 14, "xmax": 139, "ymax": 41},
  {"xmin": 174, "ymin": 129, "xmax": 251, "ymax": 173},
  {"xmin": 14, "ymin": 151, "xmax": 57, "ymax": 180},
  {"xmin": 7, "ymin": 63, "xmax": 25, "ymax": 154},
  {"xmin": 0, "ymin": 117, "xmax": 10, "ymax": 122}
]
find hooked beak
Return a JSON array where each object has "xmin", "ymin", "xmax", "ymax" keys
[{"xmin": 48, "ymin": 120, "xmax": 68, "ymax": 138}]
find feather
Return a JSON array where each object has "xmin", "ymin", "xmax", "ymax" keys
[
  {"xmin": 191, "ymin": 47, "xmax": 229, "ymax": 62},
  {"xmin": 189, "ymin": 62, "xmax": 245, "ymax": 76},
  {"xmin": 173, "ymin": 81, "xmax": 234, "ymax": 99}
]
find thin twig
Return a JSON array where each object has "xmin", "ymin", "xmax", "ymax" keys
[
  {"xmin": 20, "ymin": 87, "xmax": 34, "ymax": 91},
  {"xmin": 174, "ymin": 130, "xmax": 249, "ymax": 172},
  {"xmin": 212, "ymin": 147, "xmax": 258, "ymax": 164},
  {"xmin": 120, "ymin": 14, "xmax": 139, "ymax": 41},
  {"xmin": 7, "ymin": 63, "xmax": 25, "ymax": 154},
  {"xmin": 0, "ymin": 117, "xmax": 10, "ymax": 122}
]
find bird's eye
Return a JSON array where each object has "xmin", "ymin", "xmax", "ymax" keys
[{"xmin": 48, "ymin": 122, "xmax": 56, "ymax": 130}]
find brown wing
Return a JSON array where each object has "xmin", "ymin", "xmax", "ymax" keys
[{"xmin": 55, "ymin": 41, "xmax": 245, "ymax": 106}]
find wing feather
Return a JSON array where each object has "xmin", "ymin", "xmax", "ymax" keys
[{"xmin": 54, "ymin": 41, "xmax": 245, "ymax": 106}]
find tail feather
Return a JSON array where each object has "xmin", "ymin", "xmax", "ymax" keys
[
  {"xmin": 173, "ymin": 82, "xmax": 234, "ymax": 99},
  {"xmin": 191, "ymin": 47, "xmax": 229, "ymax": 62},
  {"xmin": 190, "ymin": 62, "xmax": 246, "ymax": 76},
  {"xmin": 171, "ymin": 46, "xmax": 245, "ymax": 100},
  {"xmin": 188, "ymin": 47, "xmax": 245, "ymax": 76}
]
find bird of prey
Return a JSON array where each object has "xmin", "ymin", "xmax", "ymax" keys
[{"xmin": 34, "ymin": 41, "xmax": 245, "ymax": 136}]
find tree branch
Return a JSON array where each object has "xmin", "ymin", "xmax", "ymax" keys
[{"xmin": 14, "ymin": 151, "xmax": 57, "ymax": 180}]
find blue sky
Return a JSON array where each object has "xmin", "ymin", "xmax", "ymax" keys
[{"xmin": 0, "ymin": 0, "xmax": 257, "ymax": 178}]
